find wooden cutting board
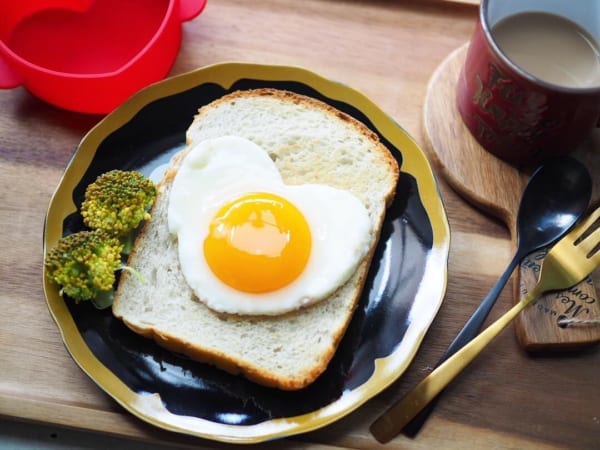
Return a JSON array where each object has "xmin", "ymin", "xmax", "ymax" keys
[{"xmin": 422, "ymin": 44, "xmax": 600, "ymax": 351}]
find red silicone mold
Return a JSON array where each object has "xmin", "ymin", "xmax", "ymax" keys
[{"xmin": 0, "ymin": 0, "xmax": 207, "ymax": 113}]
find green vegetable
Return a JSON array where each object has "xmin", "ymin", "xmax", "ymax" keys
[
  {"xmin": 44, "ymin": 229, "xmax": 123, "ymax": 307},
  {"xmin": 81, "ymin": 170, "xmax": 157, "ymax": 248},
  {"xmin": 46, "ymin": 170, "xmax": 156, "ymax": 308}
]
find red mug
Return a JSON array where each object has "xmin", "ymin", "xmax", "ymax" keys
[{"xmin": 457, "ymin": 0, "xmax": 600, "ymax": 167}]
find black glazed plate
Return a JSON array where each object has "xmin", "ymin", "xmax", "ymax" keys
[{"xmin": 43, "ymin": 63, "xmax": 450, "ymax": 443}]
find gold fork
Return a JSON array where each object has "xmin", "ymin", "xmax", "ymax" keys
[{"xmin": 370, "ymin": 207, "xmax": 600, "ymax": 443}]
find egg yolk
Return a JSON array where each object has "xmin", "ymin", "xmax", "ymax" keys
[{"xmin": 204, "ymin": 192, "xmax": 312, "ymax": 293}]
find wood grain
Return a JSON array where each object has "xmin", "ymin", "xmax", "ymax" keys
[
  {"xmin": 423, "ymin": 44, "xmax": 600, "ymax": 351},
  {"xmin": 0, "ymin": 1, "xmax": 598, "ymax": 449}
]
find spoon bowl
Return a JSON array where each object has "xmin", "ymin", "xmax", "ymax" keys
[{"xmin": 516, "ymin": 157, "xmax": 593, "ymax": 248}]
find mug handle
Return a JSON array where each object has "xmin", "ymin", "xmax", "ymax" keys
[
  {"xmin": 0, "ymin": 55, "xmax": 22, "ymax": 88},
  {"xmin": 179, "ymin": 0, "xmax": 208, "ymax": 22}
]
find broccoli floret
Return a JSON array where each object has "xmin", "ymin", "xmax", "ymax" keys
[
  {"xmin": 45, "ymin": 229, "xmax": 123, "ymax": 307},
  {"xmin": 46, "ymin": 169, "xmax": 154, "ymax": 308},
  {"xmin": 81, "ymin": 170, "xmax": 157, "ymax": 238}
]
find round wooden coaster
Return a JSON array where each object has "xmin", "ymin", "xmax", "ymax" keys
[{"xmin": 422, "ymin": 44, "xmax": 600, "ymax": 351}]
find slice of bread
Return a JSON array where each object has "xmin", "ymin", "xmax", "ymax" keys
[{"xmin": 112, "ymin": 89, "xmax": 399, "ymax": 390}]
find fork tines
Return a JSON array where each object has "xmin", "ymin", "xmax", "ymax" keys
[{"xmin": 573, "ymin": 207, "xmax": 600, "ymax": 258}]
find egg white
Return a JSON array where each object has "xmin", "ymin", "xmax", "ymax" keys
[{"xmin": 168, "ymin": 136, "xmax": 373, "ymax": 315}]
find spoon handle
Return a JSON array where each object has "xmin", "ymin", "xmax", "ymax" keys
[{"xmin": 400, "ymin": 251, "xmax": 521, "ymax": 437}]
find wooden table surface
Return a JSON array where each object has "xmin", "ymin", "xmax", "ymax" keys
[{"xmin": 1, "ymin": 1, "xmax": 598, "ymax": 449}]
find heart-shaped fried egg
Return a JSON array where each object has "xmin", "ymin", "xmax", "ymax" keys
[{"xmin": 168, "ymin": 136, "xmax": 372, "ymax": 315}]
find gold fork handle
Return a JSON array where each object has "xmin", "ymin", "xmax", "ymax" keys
[{"xmin": 370, "ymin": 288, "xmax": 541, "ymax": 443}]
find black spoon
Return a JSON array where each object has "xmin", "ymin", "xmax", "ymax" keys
[{"xmin": 400, "ymin": 156, "xmax": 592, "ymax": 437}]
